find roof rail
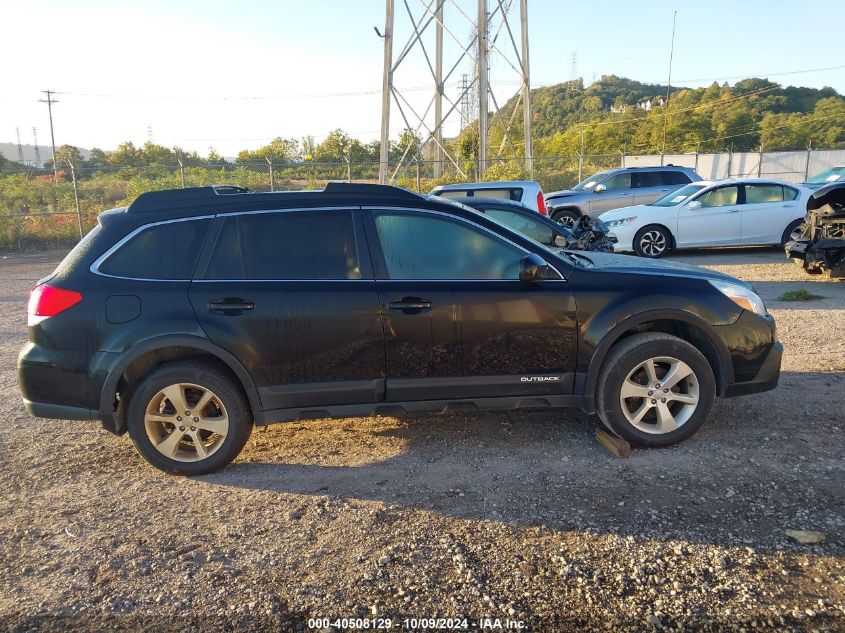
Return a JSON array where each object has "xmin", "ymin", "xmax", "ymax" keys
[
  {"xmin": 322, "ymin": 181, "xmax": 423, "ymax": 200},
  {"xmin": 127, "ymin": 185, "xmax": 250, "ymax": 213}
]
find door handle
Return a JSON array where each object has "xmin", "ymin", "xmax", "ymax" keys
[
  {"xmin": 388, "ymin": 297, "xmax": 432, "ymax": 314},
  {"xmin": 207, "ymin": 298, "xmax": 255, "ymax": 315},
  {"xmin": 726, "ymin": 209, "xmax": 739, "ymax": 213}
]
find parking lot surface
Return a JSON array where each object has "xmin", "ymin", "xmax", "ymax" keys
[{"xmin": 0, "ymin": 247, "xmax": 843, "ymax": 631}]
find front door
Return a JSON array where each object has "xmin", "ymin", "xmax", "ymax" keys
[
  {"xmin": 676, "ymin": 185, "xmax": 742, "ymax": 247},
  {"xmin": 364, "ymin": 209, "xmax": 577, "ymax": 402},
  {"xmin": 189, "ymin": 209, "xmax": 385, "ymax": 412}
]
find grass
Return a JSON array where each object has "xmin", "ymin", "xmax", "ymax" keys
[{"xmin": 778, "ymin": 289, "xmax": 825, "ymax": 302}]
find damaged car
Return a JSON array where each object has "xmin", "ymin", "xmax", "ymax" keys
[{"xmin": 785, "ymin": 182, "xmax": 845, "ymax": 278}]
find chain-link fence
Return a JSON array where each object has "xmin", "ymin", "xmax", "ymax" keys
[{"xmin": 2, "ymin": 148, "xmax": 844, "ymax": 254}]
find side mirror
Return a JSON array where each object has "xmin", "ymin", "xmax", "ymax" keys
[
  {"xmin": 519, "ymin": 253, "xmax": 549, "ymax": 282},
  {"xmin": 594, "ymin": 184, "xmax": 607, "ymax": 193},
  {"xmin": 687, "ymin": 200, "xmax": 702, "ymax": 210}
]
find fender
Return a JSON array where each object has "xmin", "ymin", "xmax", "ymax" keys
[
  {"xmin": 577, "ymin": 308, "xmax": 734, "ymax": 411},
  {"xmin": 95, "ymin": 334, "xmax": 264, "ymax": 432}
]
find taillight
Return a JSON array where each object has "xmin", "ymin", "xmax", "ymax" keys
[
  {"xmin": 27, "ymin": 284, "xmax": 82, "ymax": 325},
  {"xmin": 537, "ymin": 191, "xmax": 548, "ymax": 215}
]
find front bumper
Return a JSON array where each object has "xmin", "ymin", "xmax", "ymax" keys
[{"xmin": 722, "ymin": 340, "xmax": 783, "ymax": 397}]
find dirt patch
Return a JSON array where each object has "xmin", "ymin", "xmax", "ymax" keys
[{"xmin": 0, "ymin": 248, "xmax": 843, "ymax": 631}]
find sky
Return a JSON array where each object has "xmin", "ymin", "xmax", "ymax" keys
[{"xmin": 1, "ymin": 0, "xmax": 844, "ymax": 158}]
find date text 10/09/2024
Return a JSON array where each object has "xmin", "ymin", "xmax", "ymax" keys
[{"xmin": 306, "ymin": 617, "xmax": 527, "ymax": 630}]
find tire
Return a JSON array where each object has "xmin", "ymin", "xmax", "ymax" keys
[
  {"xmin": 126, "ymin": 360, "xmax": 253, "ymax": 475},
  {"xmin": 781, "ymin": 219, "xmax": 804, "ymax": 247},
  {"xmin": 552, "ymin": 208, "xmax": 580, "ymax": 228},
  {"xmin": 633, "ymin": 225, "xmax": 672, "ymax": 258},
  {"xmin": 596, "ymin": 333, "xmax": 716, "ymax": 448}
]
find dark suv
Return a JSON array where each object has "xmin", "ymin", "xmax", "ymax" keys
[{"xmin": 19, "ymin": 183, "xmax": 782, "ymax": 474}]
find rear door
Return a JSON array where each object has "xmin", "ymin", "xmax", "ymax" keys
[
  {"xmin": 632, "ymin": 171, "xmax": 668, "ymax": 205},
  {"xmin": 740, "ymin": 184, "xmax": 800, "ymax": 244},
  {"xmin": 676, "ymin": 185, "xmax": 742, "ymax": 247},
  {"xmin": 189, "ymin": 208, "xmax": 385, "ymax": 412},
  {"xmin": 363, "ymin": 208, "xmax": 577, "ymax": 402}
]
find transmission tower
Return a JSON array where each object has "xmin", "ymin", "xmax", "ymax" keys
[
  {"xmin": 378, "ymin": 0, "xmax": 533, "ymax": 181},
  {"xmin": 15, "ymin": 128, "xmax": 25, "ymax": 164},
  {"xmin": 32, "ymin": 128, "xmax": 42, "ymax": 168},
  {"xmin": 570, "ymin": 52, "xmax": 577, "ymax": 81}
]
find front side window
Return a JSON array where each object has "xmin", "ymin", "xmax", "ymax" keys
[
  {"xmin": 482, "ymin": 208, "xmax": 555, "ymax": 245},
  {"xmin": 204, "ymin": 211, "xmax": 360, "ymax": 280},
  {"xmin": 745, "ymin": 184, "xmax": 785, "ymax": 204},
  {"xmin": 603, "ymin": 172, "xmax": 632, "ymax": 191},
  {"xmin": 374, "ymin": 212, "xmax": 523, "ymax": 280},
  {"xmin": 99, "ymin": 219, "xmax": 210, "ymax": 280},
  {"xmin": 697, "ymin": 186, "xmax": 739, "ymax": 208}
]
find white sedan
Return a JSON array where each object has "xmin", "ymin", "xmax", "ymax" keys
[{"xmin": 597, "ymin": 179, "xmax": 812, "ymax": 258}]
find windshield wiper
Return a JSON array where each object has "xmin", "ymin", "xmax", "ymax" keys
[{"xmin": 557, "ymin": 250, "xmax": 594, "ymax": 268}]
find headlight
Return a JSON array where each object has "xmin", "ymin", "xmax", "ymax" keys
[
  {"xmin": 709, "ymin": 280, "xmax": 767, "ymax": 315},
  {"xmin": 603, "ymin": 216, "xmax": 637, "ymax": 227}
]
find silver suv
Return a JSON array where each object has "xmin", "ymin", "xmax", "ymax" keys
[{"xmin": 545, "ymin": 166, "xmax": 701, "ymax": 225}]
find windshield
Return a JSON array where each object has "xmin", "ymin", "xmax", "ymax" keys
[
  {"xmin": 806, "ymin": 167, "xmax": 845, "ymax": 185},
  {"xmin": 652, "ymin": 184, "xmax": 706, "ymax": 207},
  {"xmin": 572, "ymin": 171, "xmax": 610, "ymax": 191}
]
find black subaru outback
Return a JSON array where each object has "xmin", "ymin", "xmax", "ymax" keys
[{"xmin": 18, "ymin": 183, "xmax": 782, "ymax": 474}]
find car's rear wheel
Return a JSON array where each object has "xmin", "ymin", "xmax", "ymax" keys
[
  {"xmin": 596, "ymin": 333, "xmax": 716, "ymax": 447},
  {"xmin": 633, "ymin": 225, "xmax": 672, "ymax": 258},
  {"xmin": 127, "ymin": 361, "xmax": 253, "ymax": 475},
  {"xmin": 781, "ymin": 219, "xmax": 804, "ymax": 247},
  {"xmin": 552, "ymin": 208, "xmax": 580, "ymax": 228}
]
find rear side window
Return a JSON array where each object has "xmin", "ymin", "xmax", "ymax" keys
[
  {"xmin": 204, "ymin": 211, "xmax": 361, "ymax": 280},
  {"xmin": 99, "ymin": 219, "xmax": 210, "ymax": 280},
  {"xmin": 661, "ymin": 171, "xmax": 692, "ymax": 185},
  {"xmin": 745, "ymin": 184, "xmax": 785, "ymax": 204},
  {"xmin": 633, "ymin": 172, "xmax": 662, "ymax": 188}
]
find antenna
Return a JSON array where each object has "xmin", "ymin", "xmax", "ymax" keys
[
  {"xmin": 15, "ymin": 128, "xmax": 25, "ymax": 164},
  {"xmin": 32, "ymin": 128, "xmax": 42, "ymax": 168}
]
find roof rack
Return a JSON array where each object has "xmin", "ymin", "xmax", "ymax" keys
[
  {"xmin": 127, "ymin": 185, "xmax": 250, "ymax": 213},
  {"xmin": 127, "ymin": 182, "xmax": 423, "ymax": 214}
]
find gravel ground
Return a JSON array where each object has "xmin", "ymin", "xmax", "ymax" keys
[{"xmin": 0, "ymin": 247, "xmax": 843, "ymax": 632}]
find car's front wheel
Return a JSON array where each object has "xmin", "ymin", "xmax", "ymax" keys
[
  {"xmin": 596, "ymin": 333, "xmax": 716, "ymax": 447},
  {"xmin": 552, "ymin": 208, "xmax": 580, "ymax": 228},
  {"xmin": 127, "ymin": 360, "xmax": 253, "ymax": 475},
  {"xmin": 633, "ymin": 225, "xmax": 672, "ymax": 258},
  {"xmin": 781, "ymin": 219, "xmax": 804, "ymax": 247}
]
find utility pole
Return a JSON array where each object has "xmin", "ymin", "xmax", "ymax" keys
[
  {"xmin": 32, "ymin": 128, "xmax": 42, "ymax": 168},
  {"xmin": 378, "ymin": 0, "xmax": 394, "ymax": 184},
  {"xmin": 661, "ymin": 11, "xmax": 677, "ymax": 156},
  {"xmin": 265, "ymin": 156, "xmax": 274, "ymax": 191},
  {"xmin": 433, "ymin": 0, "xmax": 444, "ymax": 179},
  {"xmin": 477, "ymin": 0, "xmax": 488, "ymax": 177},
  {"xmin": 67, "ymin": 159, "xmax": 84, "ymax": 239},
  {"xmin": 520, "ymin": 0, "xmax": 533, "ymax": 178},
  {"xmin": 39, "ymin": 90, "xmax": 59, "ymax": 180},
  {"xmin": 177, "ymin": 154, "xmax": 185, "ymax": 189}
]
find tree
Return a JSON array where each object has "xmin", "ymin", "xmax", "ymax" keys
[{"xmin": 55, "ymin": 144, "xmax": 84, "ymax": 168}]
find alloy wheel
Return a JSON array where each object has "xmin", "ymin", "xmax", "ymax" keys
[
  {"xmin": 619, "ymin": 356, "xmax": 700, "ymax": 434},
  {"xmin": 639, "ymin": 230, "xmax": 667, "ymax": 256},
  {"xmin": 144, "ymin": 383, "xmax": 229, "ymax": 462}
]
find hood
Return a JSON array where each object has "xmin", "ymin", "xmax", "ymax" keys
[
  {"xmin": 807, "ymin": 182, "xmax": 845, "ymax": 210},
  {"xmin": 574, "ymin": 250, "xmax": 752, "ymax": 288},
  {"xmin": 597, "ymin": 205, "xmax": 643, "ymax": 219},
  {"xmin": 546, "ymin": 189, "xmax": 578, "ymax": 199}
]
